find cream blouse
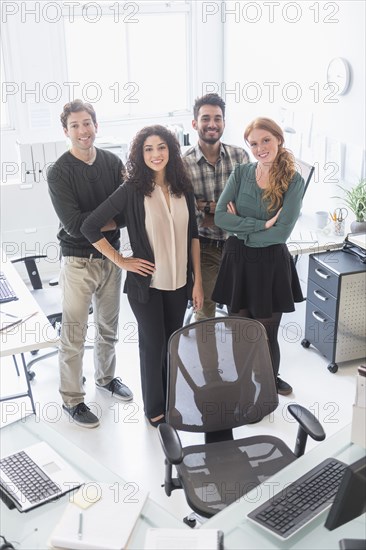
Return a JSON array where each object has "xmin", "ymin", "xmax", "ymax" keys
[{"xmin": 144, "ymin": 186, "xmax": 188, "ymax": 290}]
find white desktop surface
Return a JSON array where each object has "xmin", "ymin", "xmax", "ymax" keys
[
  {"xmin": 0, "ymin": 260, "xmax": 59, "ymax": 357},
  {"xmin": 0, "ymin": 415, "xmax": 187, "ymax": 550},
  {"xmin": 287, "ymin": 211, "xmax": 345, "ymax": 257},
  {"xmin": 202, "ymin": 425, "xmax": 366, "ymax": 549}
]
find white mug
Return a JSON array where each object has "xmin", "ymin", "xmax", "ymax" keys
[{"xmin": 315, "ymin": 211, "xmax": 330, "ymax": 230}]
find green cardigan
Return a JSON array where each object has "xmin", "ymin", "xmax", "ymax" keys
[{"xmin": 214, "ymin": 162, "xmax": 304, "ymax": 247}]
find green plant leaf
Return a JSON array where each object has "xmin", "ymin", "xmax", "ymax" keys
[{"xmin": 331, "ymin": 179, "xmax": 366, "ymax": 222}]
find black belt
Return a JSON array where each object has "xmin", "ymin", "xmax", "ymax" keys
[
  {"xmin": 87, "ymin": 252, "xmax": 106, "ymax": 260},
  {"xmin": 199, "ymin": 237, "xmax": 225, "ymax": 249},
  {"xmin": 64, "ymin": 252, "xmax": 107, "ymax": 259}
]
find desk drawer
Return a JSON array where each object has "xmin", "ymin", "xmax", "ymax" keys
[
  {"xmin": 308, "ymin": 257, "xmax": 339, "ymax": 296},
  {"xmin": 307, "ymin": 279, "xmax": 337, "ymax": 319},
  {"xmin": 304, "ymin": 301, "xmax": 336, "ymax": 361}
]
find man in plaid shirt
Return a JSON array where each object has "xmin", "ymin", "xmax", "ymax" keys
[{"xmin": 183, "ymin": 93, "xmax": 249, "ymax": 320}]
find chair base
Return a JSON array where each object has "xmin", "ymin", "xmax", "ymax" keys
[
  {"xmin": 24, "ymin": 345, "xmax": 94, "ymax": 381},
  {"xmin": 183, "ymin": 512, "xmax": 206, "ymax": 528},
  {"xmin": 184, "ymin": 302, "xmax": 227, "ymax": 326}
]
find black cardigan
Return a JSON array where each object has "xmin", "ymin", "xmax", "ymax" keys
[{"xmin": 81, "ymin": 181, "xmax": 199, "ymax": 304}]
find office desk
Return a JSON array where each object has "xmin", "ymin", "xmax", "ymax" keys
[
  {"xmin": 0, "ymin": 260, "xmax": 59, "ymax": 356},
  {"xmin": 0, "ymin": 260, "xmax": 59, "ymax": 414},
  {"xmin": 202, "ymin": 425, "xmax": 366, "ymax": 549},
  {"xmin": 0, "ymin": 415, "xmax": 187, "ymax": 549},
  {"xmin": 287, "ymin": 212, "xmax": 345, "ymax": 257}
]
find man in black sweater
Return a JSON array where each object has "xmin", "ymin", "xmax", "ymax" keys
[{"xmin": 47, "ymin": 100, "xmax": 133, "ymax": 428}]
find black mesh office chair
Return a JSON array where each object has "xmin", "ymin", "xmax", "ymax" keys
[
  {"xmin": 158, "ymin": 317, "xmax": 325, "ymax": 524},
  {"xmin": 11, "ymin": 255, "xmax": 62, "ymax": 380},
  {"xmin": 11, "ymin": 254, "xmax": 92, "ymax": 380},
  {"xmin": 295, "ymin": 158, "xmax": 315, "ymax": 199},
  {"xmin": 184, "ymin": 301, "xmax": 227, "ymax": 325},
  {"xmin": 290, "ymin": 159, "xmax": 315, "ymax": 268}
]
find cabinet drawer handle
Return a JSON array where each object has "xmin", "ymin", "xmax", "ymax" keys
[
  {"xmin": 315, "ymin": 268, "xmax": 330, "ymax": 280},
  {"xmin": 312, "ymin": 311, "xmax": 327, "ymax": 323},
  {"xmin": 313, "ymin": 290, "xmax": 327, "ymax": 301}
]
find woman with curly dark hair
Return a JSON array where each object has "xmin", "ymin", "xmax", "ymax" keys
[
  {"xmin": 212, "ymin": 117, "xmax": 304, "ymax": 396},
  {"xmin": 81, "ymin": 125, "xmax": 203, "ymax": 426}
]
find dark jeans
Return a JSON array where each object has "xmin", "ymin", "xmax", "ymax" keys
[{"xmin": 128, "ymin": 286, "xmax": 188, "ymax": 418}]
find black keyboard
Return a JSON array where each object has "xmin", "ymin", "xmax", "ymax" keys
[
  {"xmin": 0, "ymin": 450, "xmax": 61, "ymax": 505},
  {"xmin": 0, "ymin": 272, "xmax": 18, "ymax": 303},
  {"xmin": 247, "ymin": 458, "xmax": 347, "ymax": 539}
]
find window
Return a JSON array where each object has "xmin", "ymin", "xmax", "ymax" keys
[
  {"xmin": 63, "ymin": 1, "xmax": 191, "ymax": 122},
  {"xmin": 0, "ymin": 41, "xmax": 11, "ymax": 129}
]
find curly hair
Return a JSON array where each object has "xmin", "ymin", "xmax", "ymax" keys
[
  {"xmin": 60, "ymin": 99, "xmax": 97, "ymax": 129},
  {"xmin": 244, "ymin": 117, "xmax": 296, "ymax": 212},
  {"xmin": 125, "ymin": 125, "xmax": 192, "ymax": 197}
]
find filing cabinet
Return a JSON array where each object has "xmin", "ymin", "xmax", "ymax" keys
[{"xmin": 301, "ymin": 250, "xmax": 366, "ymax": 372}]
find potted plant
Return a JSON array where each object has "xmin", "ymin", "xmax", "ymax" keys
[{"xmin": 334, "ymin": 178, "xmax": 366, "ymax": 234}]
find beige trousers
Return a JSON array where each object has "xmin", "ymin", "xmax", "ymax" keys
[{"xmin": 59, "ymin": 256, "xmax": 122, "ymax": 407}]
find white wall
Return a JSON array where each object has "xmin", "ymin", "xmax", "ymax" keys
[
  {"xmin": 1, "ymin": 1, "xmax": 223, "ymax": 176},
  {"xmin": 0, "ymin": 1, "xmax": 223, "ymax": 272},
  {"xmin": 1, "ymin": 0, "xmax": 365, "ymax": 272},
  {"xmin": 220, "ymin": 0, "xmax": 365, "ymax": 213}
]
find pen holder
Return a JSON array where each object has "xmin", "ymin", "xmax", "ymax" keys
[{"xmin": 332, "ymin": 219, "xmax": 345, "ymax": 237}]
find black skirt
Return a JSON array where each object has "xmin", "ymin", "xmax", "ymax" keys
[{"xmin": 212, "ymin": 236, "xmax": 304, "ymax": 318}]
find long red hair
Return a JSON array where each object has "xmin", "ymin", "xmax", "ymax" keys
[{"xmin": 244, "ymin": 117, "xmax": 296, "ymax": 212}]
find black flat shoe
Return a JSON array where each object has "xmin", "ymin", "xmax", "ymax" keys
[
  {"xmin": 277, "ymin": 377, "xmax": 293, "ymax": 396},
  {"xmin": 147, "ymin": 416, "xmax": 166, "ymax": 428}
]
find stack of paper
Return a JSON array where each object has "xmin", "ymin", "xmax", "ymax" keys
[
  {"xmin": 288, "ymin": 230, "xmax": 318, "ymax": 244},
  {"xmin": 49, "ymin": 482, "xmax": 148, "ymax": 550},
  {"xmin": 347, "ymin": 233, "xmax": 366, "ymax": 251}
]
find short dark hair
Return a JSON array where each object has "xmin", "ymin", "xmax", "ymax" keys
[
  {"xmin": 193, "ymin": 93, "xmax": 226, "ymax": 120},
  {"xmin": 60, "ymin": 99, "xmax": 97, "ymax": 129},
  {"xmin": 126, "ymin": 125, "xmax": 192, "ymax": 197}
]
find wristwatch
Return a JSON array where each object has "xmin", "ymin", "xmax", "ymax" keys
[{"xmin": 204, "ymin": 201, "xmax": 211, "ymax": 214}]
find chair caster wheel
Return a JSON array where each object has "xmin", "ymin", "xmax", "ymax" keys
[
  {"xmin": 301, "ymin": 339, "xmax": 310, "ymax": 348},
  {"xmin": 328, "ymin": 363, "xmax": 338, "ymax": 373},
  {"xmin": 183, "ymin": 516, "xmax": 197, "ymax": 528},
  {"xmin": 27, "ymin": 371, "xmax": 36, "ymax": 381}
]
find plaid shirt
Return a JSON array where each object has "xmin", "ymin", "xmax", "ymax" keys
[{"xmin": 183, "ymin": 142, "xmax": 249, "ymax": 240}]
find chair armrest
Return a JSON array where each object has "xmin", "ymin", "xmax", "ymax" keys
[
  {"xmin": 288, "ymin": 403, "xmax": 326, "ymax": 457},
  {"xmin": 11, "ymin": 254, "xmax": 47, "ymax": 264},
  {"xmin": 158, "ymin": 423, "xmax": 183, "ymax": 465}
]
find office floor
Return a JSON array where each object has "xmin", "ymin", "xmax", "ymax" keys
[{"xmin": 0, "ymin": 254, "xmax": 361, "ymax": 522}]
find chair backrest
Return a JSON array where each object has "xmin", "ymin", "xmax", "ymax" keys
[
  {"xmin": 295, "ymin": 158, "xmax": 315, "ymax": 198},
  {"xmin": 166, "ymin": 317, "xmax": 278, "ymax": 432},
  {"xmin": 11, "ymin": 255, "xmax": 48, "ymax": 289}
]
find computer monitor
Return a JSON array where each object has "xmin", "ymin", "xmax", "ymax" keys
[{"xmin": 325, "ymin": 456, "xmax": 366, "ymax": 531}]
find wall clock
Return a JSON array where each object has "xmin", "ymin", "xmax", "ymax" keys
[{"xmin": 326, "ymin": 57, "xmax": 351, "ymax": 95}]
